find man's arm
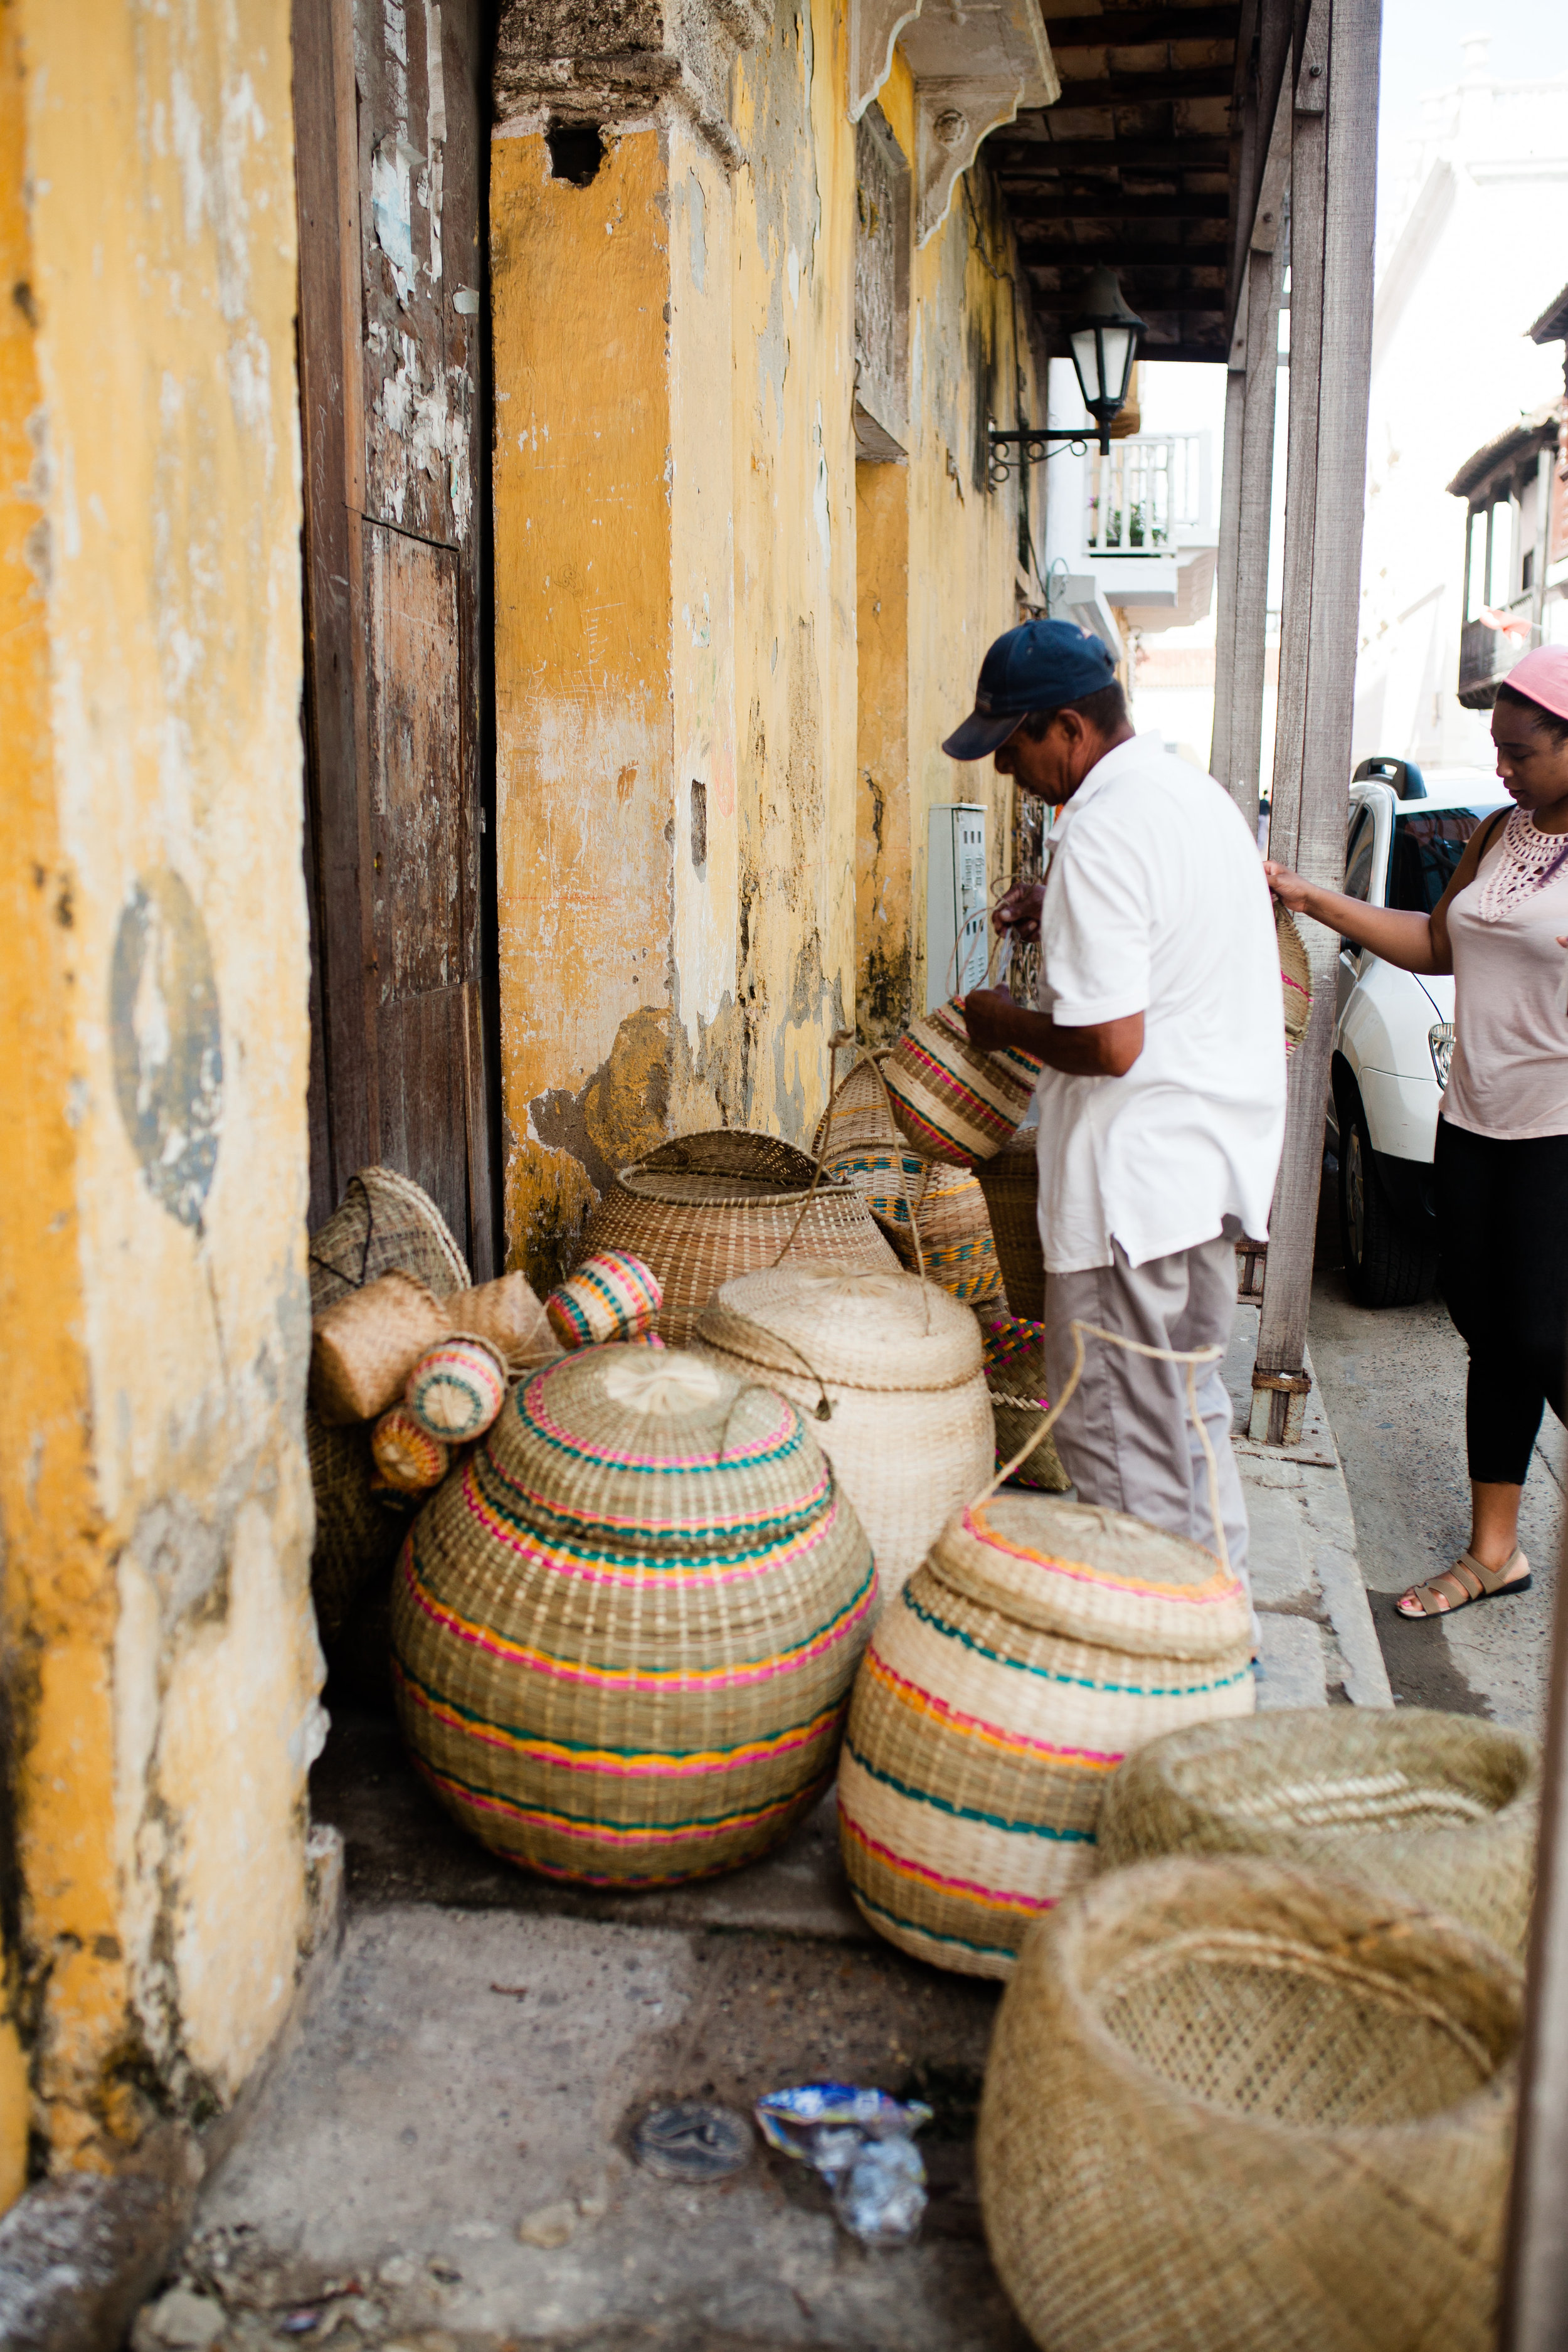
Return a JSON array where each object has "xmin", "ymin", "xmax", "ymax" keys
[{"xmin": 962, "ymin": 986, "xmax": 1144, "ymax": 1078}]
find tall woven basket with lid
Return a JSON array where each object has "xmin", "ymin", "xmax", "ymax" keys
[
  {"xmin": 837, "ymin": 1491, "xmax": 1254, "ymax": 1976},
  {"xmin": 578, "ymin": 1131, "xmax": 898, "ymax": 1347},
  {"xmin": 391, "ymin": 1345, "xmax": 876, "ymax": 1888},
  {"xmin": 978, "ymin": 1855, "xmax": 1520, "ymax": 2352},
  {"xmin": 692, "ymin": 1263, "xmax": 995, "ymax": 1614},
  {"xmin": 810, "ymin": 1054, "xmax": 1003, "ymax": 1306}
]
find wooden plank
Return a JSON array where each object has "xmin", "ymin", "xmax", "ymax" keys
[
  {"xmin": 1052, "ymin": 63, "xmax": 1237, "ymax": 103},
  {"xmin": 1252, "ymin": 0, "xmax": 1381, "ymax": 1434},
  {"xmin": 376, "ymin": 986, "xmax": 472, "ymax": 1253},
  {"xmin": 995, "ymin": 190, "xmax": 1233, "ymax": 218},
  {"xmin": 990, "ymin": 135, "xmax": 1232, "ymax": 166},
  {"xmin": 363, "ymin": 522, "xmax": 465, "ymax": 1004},
  {"xmin": 1212, "ymin": 236, "xmax": 1283, "ymax": 823},
  {"xmin": 1016, "ymin": 237, "xmax": 1230, "ymax": 265},
  {"xmin": 1043, "ymin": 8, "xmax": 1242, "ymax": 47},
  {"xmin": 463, "ymin": 980, "xmax": 496, "ymax": 1282},
  {"xmin": 1209, "ymin": 363, "xmax": 1248, "ymax": 810}
]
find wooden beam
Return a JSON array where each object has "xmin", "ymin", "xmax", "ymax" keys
[
  {"xmin": 994, "ymin": 189, "xmax": 1233, "ymax": 218},
  {"xmin": 1226, "ymin": 0, "xmax": 1296, "ymax": 332},
  {"xmin": 990, "ymin": 135, "xmax": 1231, "ymax": 166},
  {"xmin": 1028, "ymin": 280, "xmax": 1229, "ymax": 308},
  {"xmin": 1209, "ymin": 238, "xmax": 1282, "ymax": 823},
  {"xmin": 1044, "ymin": 6, "xmax": 1242, "ymax": 45},
  {"xmin": 1017, "ymin": 237, "xmax": 1229, "ymax": 265},
  {"xmin": 1251, "ymin": 0, "xmax": 1380, "ymax": 1439},
  {"xmin": 1052, "ymin": 63, "xmax": 1236, "ymax": 102}
]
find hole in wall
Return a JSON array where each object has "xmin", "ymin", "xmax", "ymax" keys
[
  {"xmin": 690, "ymin": 780, "xmax": 707, "ymax": 877},
  {"xmin": 546, "ymin": 122, "xmax": 606, "ymax": 188}
]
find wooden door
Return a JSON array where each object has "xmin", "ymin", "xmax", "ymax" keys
[{"xmin": 292, "ymin": 0, "xmax": 496, "ymax": 1276}]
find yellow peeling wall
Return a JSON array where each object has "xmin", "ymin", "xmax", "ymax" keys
[
  {"xmin": 490, "ymin": 6, "xmax": 1043, "ymax": 1283},
  {"xmin": 0, "ymin": 0, "xmax": 317, "ymax": 2190}
]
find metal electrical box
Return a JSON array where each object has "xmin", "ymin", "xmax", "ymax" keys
[{"xmin": 926, "ymin": 803, "xmax": 989, "ymax": 1012}]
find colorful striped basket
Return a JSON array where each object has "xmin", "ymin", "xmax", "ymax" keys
[
  {"xmin": 978, "ymin": 1857, "xmax": 1520, "ymax": 2352},
  {"xmin": 390, "ymin": 1344, "xmax": 876, "ymax": 1888},
  {"xmin": 545, "ymin": 1250, "xmax": 662, "ymax": 1350},
  {"xmin": 811, "ymin": 1052, "xmax": 1003, "ymax": 1306},
  {"xmin": 1278, "ymin": 903, "xmax": 1312, "ymax": 1056},
  {"xmin": 579, "ymin": 1131, "xmax": 899, "ymax": 1348},
  {"xmin": 882, "ymin": 999, "xmax": 1042, "ymax": 1168},
  {"xmin": 405, "ymin": 1333, "xmax": 509, "ymax": 1442},
  {"xmin": 371, "ymin": 1406, "xmax": 451, "ymax": 1495},
  {"xmin": 976, "ymin": 1310, "xmax": 1069, "ymax": 1493},
  {"xmin": 837, "ymin": 1491, "xmax": 1254, "ymax": 1977},
  {"xmin": 692, "ymin": 1263, "xmax": 995, "ymax": 1616}
]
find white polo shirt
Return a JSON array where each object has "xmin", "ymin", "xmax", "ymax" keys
[{"xmin": 1033, "ymin": 736, "xmax": 1286, "ymax": 1274}]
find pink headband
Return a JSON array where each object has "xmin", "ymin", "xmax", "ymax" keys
[{"xmin": 1502, "ymin": 646, "xmax": 1568, "ymax": 723}]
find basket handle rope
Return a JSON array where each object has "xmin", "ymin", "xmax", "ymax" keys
[
  {"xmin": 778, "ymin": 1031, "xmax": 928, "ymax": 1281},
  {"xmin": 974, "ymin": 1318, "xmax": 1230, "ymax": 1576},
  {"xmin": 940, "ymin": 869, "xmax": 1023, "ymax": 1005},
  {"xmin": 713, "ymin": 1318, "xmax": 835, "ymax": 1423}
]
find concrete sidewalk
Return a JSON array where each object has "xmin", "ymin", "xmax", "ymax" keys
[{"xmin": 127, "ymin": 1318, "xmax": 1392, "ymax": 2352}]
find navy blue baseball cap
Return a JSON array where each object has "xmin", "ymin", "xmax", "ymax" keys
[{"xmin": 942, "ymin": 619, "xmax": 1117, "ymax": 761}]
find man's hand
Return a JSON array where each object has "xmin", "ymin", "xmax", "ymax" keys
[
  {"xmin": 961, "ymin": 988, "xmax": 1145, "ymax": 1078},
  {"xmin": 993, "ymin": 879, "xmax": 1046, "ymax": 945},
  {"xmin": 961, "ymin": 987, "xmax": 1016, "ymax": 1054}
]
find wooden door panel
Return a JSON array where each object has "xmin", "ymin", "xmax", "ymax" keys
[
  {"xmin": 376, "ymin": 984, "xmax": 472, "ymax": 1249},
  {"xmin": 364, "ymin": 522, "xmax": 467, "ymax": 1002}
]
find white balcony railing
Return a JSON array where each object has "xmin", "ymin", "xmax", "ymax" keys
[{"xmin": 1086, "ymin": 433, "xmax": 1210, "ymax": 556}]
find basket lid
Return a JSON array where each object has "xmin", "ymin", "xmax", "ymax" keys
[
  {"xmin": 479, "ymin": 1341, "xmax": 842, "ymax": 1559},
  {"xmin": 696, "ymin": 1263, "xmax": 983, "ymax": 1395},
  {"xmin": 929, "ymin": 1491, "xmax": 1252, "ymax": 1661},
  {"xmin": 617, "ymin": 1130, "xmax": 853, "ymax": 1208}
]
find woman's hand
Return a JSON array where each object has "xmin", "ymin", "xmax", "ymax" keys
[
  {"xmin": 993, "ymin": 879, "xmax": 1046, "ymax": 944},
  {"xmin": 1263, "ymin": 861, "xmax": 1312, "ymax": 914}
]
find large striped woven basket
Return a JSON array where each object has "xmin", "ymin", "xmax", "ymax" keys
[
  {"xmin": 979, "ymin": 1857, "xmax": 1520, "ymax": 2352},
  {"xmin": 580, "ymin": 1131, "xmax": 898, "ymax": 1348},
  {"xmin": 811, "ymin": 1054, "xmax": 1003, "ymax": 1306},
  {"xmin": 1278, "ymin": 903, "xmax": 1312, "ymax": 1056},
  {"xmin": 838, "ymin": 1492, "xmax": 1254, "ymax": 1977},
  {"xmin": 882, "ymin": 999, "xmax": 1042, "ymax": 1168},
  {"xmin": 390, "ymin": 1344, "xmax": 876, "ymax": 1888},
  {"xmin": 692, "ymin": 1263, "xmax": 995, "ymax": 1616}
]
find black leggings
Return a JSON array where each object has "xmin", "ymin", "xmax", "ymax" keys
[{"xmin": 1435, "ymin": 1118, "xmax": 1568, "ymax": 1485}]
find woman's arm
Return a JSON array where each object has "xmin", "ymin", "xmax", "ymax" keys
[{"xmin": 1264, "ymin": 813, "xmax": 1503, "ymax": 978}]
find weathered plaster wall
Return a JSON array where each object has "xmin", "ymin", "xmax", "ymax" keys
[{"xmin": 0, "ymin": 0, "xmax": 318, "ymax": 2193}]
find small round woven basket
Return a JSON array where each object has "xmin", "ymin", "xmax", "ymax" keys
[
  {"xmin": 391, "ymin": 1344, "xmax": 876, "ymax": 1887},
  {"xmin": 692, "ymin": 1262, "xmax": 995, "ymax": 1613},
  {"xmin": 305, "ymin": 1168, "xmax": 472, "ymax": 1649},
  {"xmin": 579, "ymin": 1131, "xmax": 899, "ymax": 1347},
  {"xmin": 1278, "ymin": 903, "xmax": 1312, "ymax": 1056},
  {"xmin": 882, "ymin": 999, "xmax": 1041, "ymax": 1168},
  {"xmin": 811, "ymin": 1054, "xmax": 1002, "ymax": 1305},
  {"xmin": 973, "ymin": 1129, "xmax": 1044, "ymax": 1322},
  {"xmin": 978, "ymin": 1853, "xmax": 1521, "ymax": 2352},
  {"xmin": 837, "ymin": 1492, "xmax": 1254, "ymax": 1977},
  {"xmin": 1097, "ymin": 1705, "xmax": 1539, "ymax": 1959}
]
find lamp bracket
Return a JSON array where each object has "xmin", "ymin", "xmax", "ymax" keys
[{"xmin": 987, "ymin": 426, "xmax": 1103, "ymax": 487}]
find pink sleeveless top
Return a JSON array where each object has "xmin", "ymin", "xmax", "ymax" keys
[{"xmin": 1442, "ymin": 809, "xmax": 1568, "ymax": 1140}]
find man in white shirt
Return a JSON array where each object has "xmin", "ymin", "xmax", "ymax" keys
[{"xmin": 945, "ymin": 619, "xmax": 1286, "ymax": 1589}]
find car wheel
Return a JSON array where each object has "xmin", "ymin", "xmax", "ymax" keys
[{"xmin": 1337, "ymin": 1089, "xmax": 1438, "ymax": 1309}]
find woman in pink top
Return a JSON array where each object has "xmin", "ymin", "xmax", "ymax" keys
[{"xmin": 1268, "ymin": 645, "xmax": 1568, "ymax": 1621}]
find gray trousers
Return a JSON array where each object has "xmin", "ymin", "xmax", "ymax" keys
[{"xmin": 1042, "ymin": 1229, "xmax": 1249, "ymax": 1593}]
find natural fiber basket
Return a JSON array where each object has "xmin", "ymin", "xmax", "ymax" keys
[
  {"xmin": 979, "ymin": 1854, "xmax": 1521, "ymax": 2352},
  {"xmin": 973, "ymin": 1129, "xmax": 1044, "ymax": 1322},
  {"xmin": 306, "ymin": 1168, "xmax": 472, "ymax": 1648},
  {"xmin": 1278, "ymin": 902, "xmax": 1312, "ymax": 1056},
  {"xmin": 977, "ymin": 1310, "xmax": 1069, "ymax": 1493},
  {"xmin": 692, "ymin": 1262, "xmax": 995, "ymax": 1613},
  {"xmin": 579, "ymin": 1131, "xmax": 898, "ymax": 1347},
  {"xmin": 883, "ymin": 999, "xmax": 1041, "ymax": 1168},
  {"xmin": 838, "ymin": 1491, "xmax": 1254, "ymax": 1977},
  {"xmin": 1098, "ymin": 1706, "xmax": 1539, "ymax": 1959},
  {"xmin": 811, "ymin": 1054, "xmax": 1002, "ymax": 1305},
  {"xmin": 391, "ymin": 1345, "xmax": 876, "ymax": 1887}
]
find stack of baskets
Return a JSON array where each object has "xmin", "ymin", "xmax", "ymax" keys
[
  {"xmin": 692, "ymin": 1262, "xmax": 995, "ymax": 1612},
  {"xmin": 837, "ymin": 1490, "xmax": 1254, "ymax": 1976},
  {"xmin": 975, "ymin": 1310, "xmax": 1069, "ymax": 1493},
  {"xmin": 391, "ymin": 1343, "xmax": 876, "ymax": 1887},
  {"xmin": 578, "ymin": 1131, "xmax": 898, "ymax": 1346},
  {"xmin": 811, "ymin": 1054, "xmax": 1002, "ymax": 1306},
  {"xmin": 973, "ymin": 1128, "xmax": 1045, "ymax": 1322}
]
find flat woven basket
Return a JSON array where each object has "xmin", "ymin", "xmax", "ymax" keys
[
  {"xmin": 579, "ymin": 1131, "xmax": 899, "ymax": 1347},
  {"xmin": 692, "ymin": 1263, "xmax": 995, "ymax": 1614},
  {"xmin": 390, "ymin": 1345, "xmax": 876, "ymax": 1888},
  {"xmin": 1278, "ymin": 903, "xmax": 1312, "ymax": 1056},
  {"xmin": 812, "ymin": 1054, "xmax": 1003, "ymax": 1306},
  {"xmin": 973, "ymin": 1128, "xmax": 1044, "ymax": 1322},
  {"xmin": 882, "ymin": 999, "xmax": 1042, "ymax": 1168},
  {"xmin": 976, "ymin": 1310, "xmax": 1069, "ymax": 1493},
  {"xmin": 978, "ymin": 1854, "xmax": 1521, "ymax": 2352},
  {"xmin": 837, "ymin": 1492, "xmax": 1254, "ymax": 1977},
  {"xmin": 306, "ymin": 1167, "xmax": 471, "ymax": 1648},
  {"xmin": 1098, "ymin": 1706, "xmax": 1539, "ymax": 1959}
]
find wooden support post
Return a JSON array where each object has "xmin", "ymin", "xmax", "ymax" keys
[
  {"xmin": 1500, "ymin": 1509, "xmax": 1568, "ymax": 2348},
  {"xmin": 1250, "ymin": 0, "xmax": 1380, "ymax": 1443},
  {"xmin": 1210, "ymin": 215, "xmax": 1285, "ymax": 827}
]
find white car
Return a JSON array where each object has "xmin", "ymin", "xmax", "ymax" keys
[{"xmin": 1327, "ymin": 759, "xmax": 1508, "ymax": 1308}]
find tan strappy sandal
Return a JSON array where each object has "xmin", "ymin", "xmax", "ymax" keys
[{"xmin": 1396, "ymin": 1547, "xmax": 1530, "ymax": 1619}]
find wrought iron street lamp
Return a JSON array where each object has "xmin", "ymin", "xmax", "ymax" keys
[{"xmin": 988, "ymin": 268, "xmax": 1147, "ymax": 476}]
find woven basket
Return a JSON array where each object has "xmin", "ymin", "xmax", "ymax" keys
[
  {"xmin": 973, "ymin": 1129, "xmax": 1044, "ymax": 1321},
  {"xmin": 978, "ymin": 1855, "xmax": 1521, "ymax": 2352},
  {"xmin": 306, "ymin": 1168, "xmax": 472, "ymax": 1649},
  {"xmin": 882, "ymin": 999, "xmax": 1041, "ymax": 1168},
  {"xmin": 692, "ymin": 1263, "xmax": 995, "ymax": 1614},
  {"xmin": 977, "ymin": 1310, "xmax": 1069, "ymax": 1493},
  {"xmin": 391, "ymin": 1344, "xmax": 876, "ymax": 1887},
  {"xmin": 1098, "ymin": 1706, "xmax": 1539, "ymax": 1960},
  {"xmin": 811, "ymin": 1055, "xmax": 1002, "ymax": 1306},
  {"xmin": 838, "ymin": 1491, "xmax": 1254, "ymax": 1977},
  {"xmin": 579, "ymin": 1131, "xmax": 899, "ymax": 1347},
  {"xmin": 1279, "ymin": 903, "xmax": 1312, "ymax": 1056}
]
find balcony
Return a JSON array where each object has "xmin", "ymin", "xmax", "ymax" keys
[
  {"xmin": 1458, "ymin": 601, "xmax": 1533, "ymax": 708},
  {"xmin": 1087, "ymin": 433, "xmax": 1212, "ymax": 557}
]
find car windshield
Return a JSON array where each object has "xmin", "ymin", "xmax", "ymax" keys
[{"xmin": 1387, "ymin": 803, "xmax": 1507, "ymax": 915}]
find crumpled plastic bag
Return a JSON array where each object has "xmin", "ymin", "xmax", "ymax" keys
[{"xmin": 754, "ymin": 2083, "xmax": 933, "ymax": 2246}]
